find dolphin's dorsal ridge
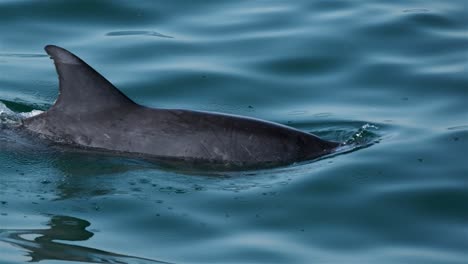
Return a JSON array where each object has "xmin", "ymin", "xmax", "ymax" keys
[{"xmin": 45, "ymin": 45, "xmax": 136, "ymax": 114}]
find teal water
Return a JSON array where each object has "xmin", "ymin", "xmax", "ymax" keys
[{"xmin": 1, "ymin": 1, "xmax": 467, "ymax": 263}]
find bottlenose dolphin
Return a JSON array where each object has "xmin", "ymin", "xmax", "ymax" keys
[{"xmin": 22, "ymin": 45, "xmax": 339, "ymax": 168}]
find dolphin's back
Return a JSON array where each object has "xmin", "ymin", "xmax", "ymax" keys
[{"xmin": 23, "ymin": 45, "xmax": 338, "ymax": 167}]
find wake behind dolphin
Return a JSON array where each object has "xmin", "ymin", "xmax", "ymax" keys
[{"xmin": 21, "ymin": 45, "xmax": 340, "ymax": 169}]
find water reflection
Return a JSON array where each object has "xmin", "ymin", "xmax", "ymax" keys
[
  {"xmin": 51, "ymin": 154, "xmax": 153, "ymax": 200},
  {"xmin": 0, "ymin": 215, "xmax": 171, "ymax": 263}
]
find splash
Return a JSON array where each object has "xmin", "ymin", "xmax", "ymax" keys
[
  {"xmin": 0, "ymin": 101, "xmax": 43, "ymax": 126},
  {"xmin": 332, "ymin": 123, "xmax": 381, "ymax": 155},
  {"xmin": 344, "ymin": 123, "xmax": 379, "ymax": 145},
  {"xmin": 19, "ymin": 109, "xmax": 44, "ymax": 118}
]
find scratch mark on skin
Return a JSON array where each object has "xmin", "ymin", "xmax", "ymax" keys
[
  {"xmin": 166, "ymin": 110, "xmax": 192, "ymax": 130},
  {"xmin": 206, "ymin": 120, "xmax": 226, "ymax": 151},
  {"xmin": 229, "ymin": 124, "xmax": 236, "ymax": 159},
  {"xmin": 241, "ymin": 144, "xmax": 253, "ymax": 157},
  {"xmin": 199, "ymin": 140, "xmax": 213, "ymax": 160}
]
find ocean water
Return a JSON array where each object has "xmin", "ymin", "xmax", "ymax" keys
[{"xmin": 0, "ymin": 1, "xmax": 467, "ymax": 263}]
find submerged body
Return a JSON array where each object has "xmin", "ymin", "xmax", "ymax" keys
[{"xmin": 23, "ymin": 45, "xmax": 339, "ymax": 167}]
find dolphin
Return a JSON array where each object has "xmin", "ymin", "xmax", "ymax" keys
[{"xmin": 22, "ymin": 45, "xmax": 339, "ymax": 168}]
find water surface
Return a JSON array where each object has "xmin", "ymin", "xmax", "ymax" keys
[{"xmin": 1, "ymin": 1, "xmax": 467, "ymax": 263}]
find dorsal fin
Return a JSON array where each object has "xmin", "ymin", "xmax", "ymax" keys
[{"xmin": 45, "ymin": 45, "xmax": 136, "ymax": 114}]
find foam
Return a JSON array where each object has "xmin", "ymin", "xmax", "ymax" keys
[{"xmin": 0, "ymin": 102, "xmax": 44, "ymax": 125}]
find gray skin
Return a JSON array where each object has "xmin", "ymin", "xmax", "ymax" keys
[{"xmin": 22, "ymin": 45, "xmax": 339, "ymax": 168}]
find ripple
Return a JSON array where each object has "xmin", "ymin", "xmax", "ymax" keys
[
  {"xmin": 254, "ymin": 55, "xmax": 347, "ymax": 76},
  {"xmin": 0, "ymin": 215, "xmax": 170, "ymax": 263},
  {"xmin": 0, "ymin": 53, "xmax": 48, "ymax": 58},
  {"xmin": 1, "ymin": 0, "xmax": 467, "ymax": 263},
  {"xmin": 106, "ymin": 30, "xmax": 174, "ymax": 38},
  {"xmin": 447, "ymin": 125, "xmax": 468, "ymax": 131},
  {"xmin": 403, "ymin": 8, "xmax": 430, "ymax": 13},
  {"xmin": 404, "ymin": 11, "xmax": 458, "ymax": 29}
]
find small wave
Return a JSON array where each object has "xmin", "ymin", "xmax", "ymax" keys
[
  {"xmin": 19, "ymin": 110, "xmax": 43, "ymax": 118},
  {"xmin": 0, "ymin": 102, "xmax": 19, "ymax": 125},
  {"xmin": 0, "ymin": 101, "xmax": 43, "ymax": 126}
]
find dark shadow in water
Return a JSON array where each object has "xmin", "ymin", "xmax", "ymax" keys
[
  {"xmin": 0, "ymin": 215, "xmax": 172, "ymax": 264},
  {"xmin": 106, "ymin": 30, "xmax": 174, "ymax": 38},
  {"xmin": 50, "ymin": 153, "xmax": 158, "ymax": 200}
]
